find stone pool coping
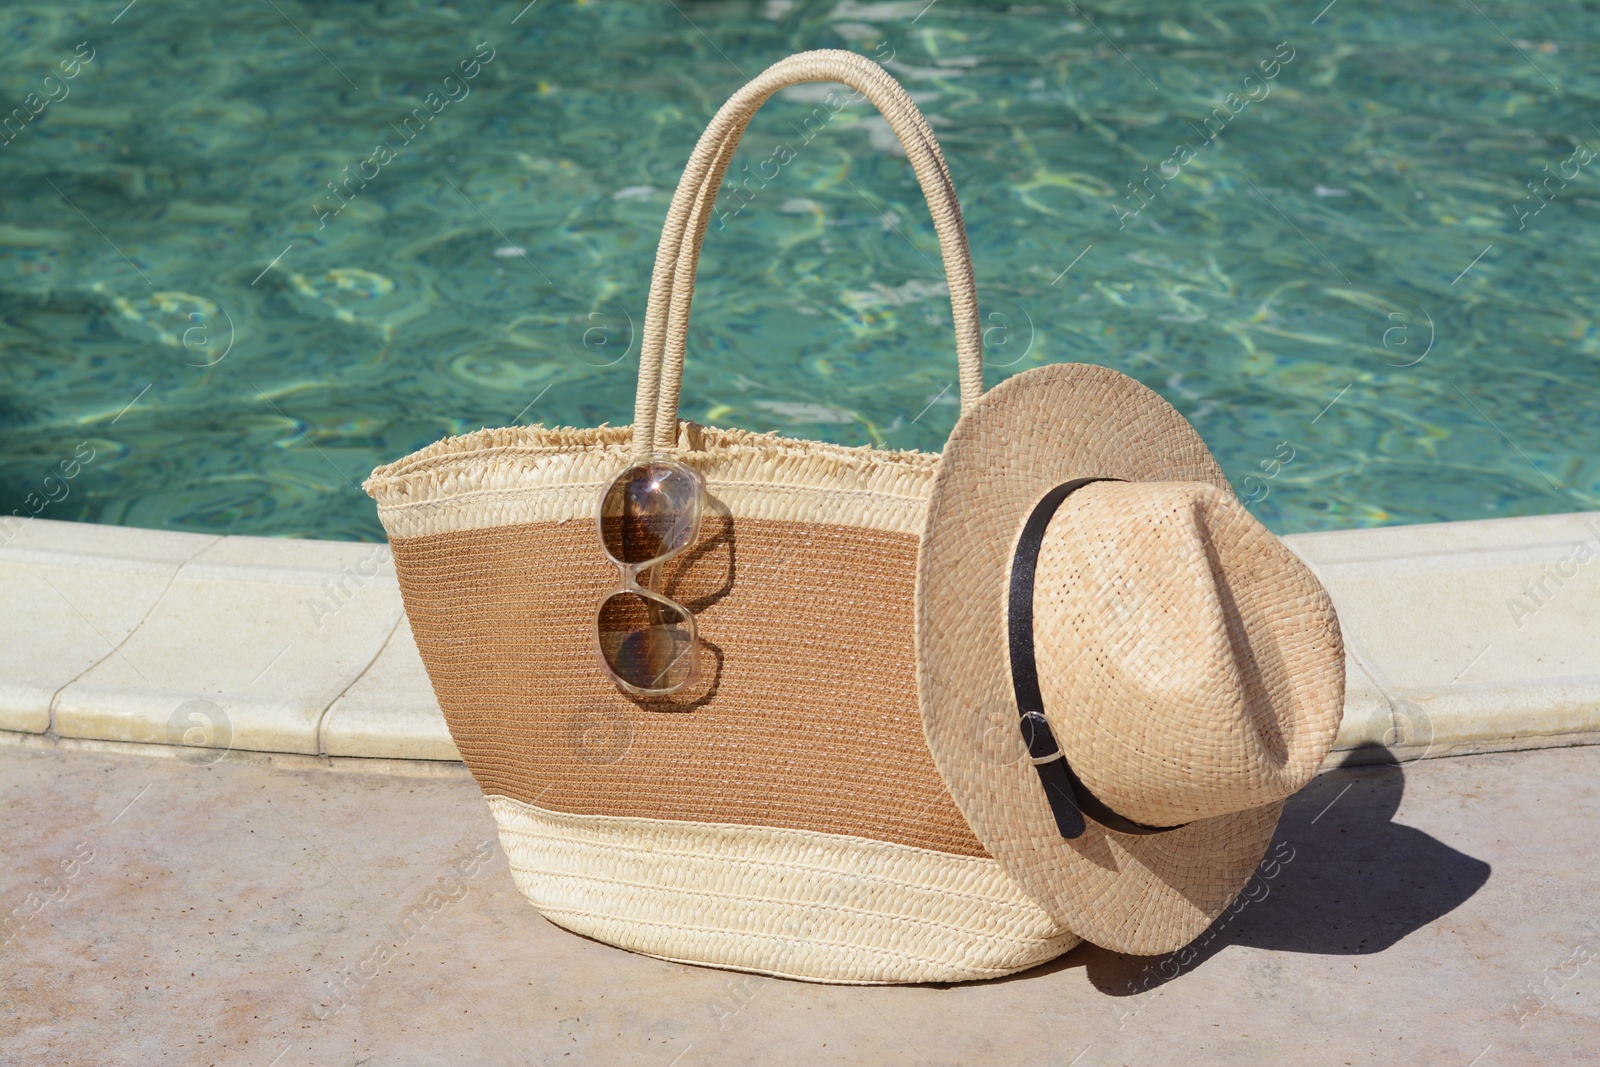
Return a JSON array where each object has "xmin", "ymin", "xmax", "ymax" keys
[{"xmin": 2, "ymin": 512, "xmax": 1598, "ymax": 766}]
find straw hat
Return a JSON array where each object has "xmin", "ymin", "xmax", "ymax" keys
[{"xmin": 917, "ymin": 362, "xmax": 1345, "ymax": 955}]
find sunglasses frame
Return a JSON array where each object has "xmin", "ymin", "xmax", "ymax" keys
[{"xmin": 592, "ymin": 454, "xmax": 706, "ymax": 696}]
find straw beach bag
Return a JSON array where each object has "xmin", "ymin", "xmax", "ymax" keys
[{"xmin": 364, "ymin": 51, "xmax": 1081, "ymax": 984}]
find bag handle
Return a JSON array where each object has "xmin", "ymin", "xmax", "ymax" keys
[{"xmin": 632, "ymin": 49, "xmax": 985, "ymax": 454}]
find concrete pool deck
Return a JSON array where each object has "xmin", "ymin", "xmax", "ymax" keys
[
  {"xmin": 4, "ymin": 740, "xmax": 1596, "ymax": 1064},
  {"xmin": 3, "ymin": 511, "xmax": 1599, "ymax": 767}
]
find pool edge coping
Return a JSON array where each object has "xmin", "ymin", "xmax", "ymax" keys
[{"xmin": 2, "ymin": 511, "xmax": 1598, "ymax": 767}]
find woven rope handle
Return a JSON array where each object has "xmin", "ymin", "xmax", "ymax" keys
[{"xmin": 633, "ymin": 50, "xmax": 985, "ymax": 453}]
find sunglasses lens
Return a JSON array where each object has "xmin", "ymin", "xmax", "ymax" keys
[
  {"xmin": 597, "ymin": 592, "xmax": 696, "ymax": 692},
  {"xmin": 600, "ymin": 459, "xmax": 702, "ymax": 565}
]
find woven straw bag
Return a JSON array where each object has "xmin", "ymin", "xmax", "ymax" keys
[{"xmin": 365, "ymin": 51, "xmax": 1082, "ymax": 984}]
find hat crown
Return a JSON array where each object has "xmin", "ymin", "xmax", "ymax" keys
[
  {"xmin": 917, "ymin": 360, "xmax": 1349, "ymax": 954},
  {"xmin": 1031, "ymin": 480, "xmax": 1343, "ymax": 828}
]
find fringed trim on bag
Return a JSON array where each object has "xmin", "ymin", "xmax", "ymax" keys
[{"xmin": 364, "ymin": 423, "xmax": 942, "ymax": 539}]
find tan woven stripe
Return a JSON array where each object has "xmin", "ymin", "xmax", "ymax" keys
[
  {"xmin": 487, "ymin": 795, "xmax": 1078, "ymax": 984},
  {"xmin": 393, "ymin": 516, "xmax": 986, "ymax": 857}
]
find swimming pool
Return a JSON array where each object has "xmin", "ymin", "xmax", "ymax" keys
[{"xmin": 2, "ymin": 0, "xmax": 1595, "ymax": 541}]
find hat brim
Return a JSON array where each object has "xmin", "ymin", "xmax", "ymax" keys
[{"xmin": 916, "ymin": 363, "xmax": 1286, "ymax": 954}]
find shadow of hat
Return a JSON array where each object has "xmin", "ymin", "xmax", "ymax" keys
[{"xmin": 1075, "ymin": 743, "xmax": 1492, "ymax": 993}]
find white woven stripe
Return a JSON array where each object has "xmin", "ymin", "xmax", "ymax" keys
[
  {"xmin": 376, "ymin": 480, "xmax": 930, "ymax": 540},
  {"xmin": 486, "ymin": 795, "xmax": 1079, "ymax": 984},
  {"xmin": 367, "ymin": 424, "xmax": 938, "ymax": 539}
]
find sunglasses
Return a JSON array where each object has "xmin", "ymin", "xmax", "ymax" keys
[{"xmin": 593, "ymin": 455, "xmax": 706, "ymax": 695}]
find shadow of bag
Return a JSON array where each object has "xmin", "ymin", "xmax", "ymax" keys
[{"xmin": 364, "ymin": 50, "xmax": 1080, "ymax": 984}]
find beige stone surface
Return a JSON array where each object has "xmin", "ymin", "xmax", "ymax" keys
[
  {"xmin": 1285, "ymin": 511, "xmax": 1600, "ymax": 686},
  {"xmin": 321, "ymin": 615, "xmax": 460, "ymax": 761},
  {"xmin": 1328, "ymin": 654, "xmax": 1393, "ymax": 751},
  {"xmin": 0, "ymin": 519, "xmax": 217, "ymax": 735},
  {"xmin": 1285, "ymin": 510, "xmax": 1600, "ymax": 759},
  {"xmin": 3, "ymin": 740, "xmax": 1594, "ymax": 1065},
  {"xmin": 52, "ymin": 534, "xmax": 402, "ymax": 755}
]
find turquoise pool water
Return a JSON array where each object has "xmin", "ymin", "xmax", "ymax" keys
[{"xmin": 2, "ymin": 1, "xmax": 1596, "ymax": 541}]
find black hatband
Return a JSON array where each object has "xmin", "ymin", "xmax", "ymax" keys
[{"xmin": 1006, "ymin": 477, "xmax": 1188, "ymax": 840}]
